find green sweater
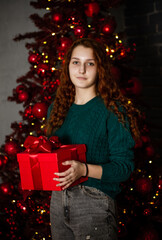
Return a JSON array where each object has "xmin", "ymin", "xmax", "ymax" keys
[{"xmin": 47, "ymin": 96, "xmax": 135, "ymax": 199}]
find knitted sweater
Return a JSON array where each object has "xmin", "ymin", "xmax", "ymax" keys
[{"xmin": 47, "ymin": 96, "xmax": 135, "ymax": 199}]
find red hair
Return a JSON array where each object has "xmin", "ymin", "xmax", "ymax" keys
[{"xmin": 46, "ymin": 38, "xmax": 140, "ymax": 140}]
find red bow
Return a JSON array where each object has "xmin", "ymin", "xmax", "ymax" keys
[{"xmin": 24, "ymin": 136, "xmax": 61, "ymax": 153}]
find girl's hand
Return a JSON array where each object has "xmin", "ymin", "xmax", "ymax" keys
[{"xmin": 53, "ymin": 160, "xmax": 86, "ymax": 190}]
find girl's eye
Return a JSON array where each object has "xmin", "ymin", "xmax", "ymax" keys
[
  {"xmin": 72, "ymin": 61, "xmax": 79, "ymax": 65},
  {"xmin": 87, "ymin": 62, "xmax": 95, "ymax": 66}
]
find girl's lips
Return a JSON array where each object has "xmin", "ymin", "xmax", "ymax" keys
[{"xmin": 77, "ymin": 77, "xmax": 87, "ymax": 80}]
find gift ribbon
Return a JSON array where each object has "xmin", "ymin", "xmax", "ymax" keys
[
  {"xmin": 29, "ymin": 154, "xmax": 43, "ymax": 189},
  {"xmin": 24, "ymin": 135, "xmax": 61, "ymax": 153}
]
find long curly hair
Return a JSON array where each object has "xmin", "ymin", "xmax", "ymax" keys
[{"xmin": 46, "ymin": 38, "xmax": 140, "ymax": 140}]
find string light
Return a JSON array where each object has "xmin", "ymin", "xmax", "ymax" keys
[
  {"xmin": 106, "ymin": 47, "xmax": 109, "ymax": 52},
  {"xmin": 46, "ymin": 7, "xmax": 50, "ymax": 10},
  {"xmin": 34, "ymin": 65, "xmax": 37, "ymax": 68},
  {"xmin": 115, "ymin": 35, "xmax": 119, "ymax": 39},
  {"xmin": 119, "ymin": 40, "xmax": 122, "ymax": 43},
  {"xmin": 88, "ymin": 25, "xmax": 91, "ymax": 28},
  {"xmin": 52, "ymin": 32, "xmax": 55, "ymax": 36},
  {"xmin": 128, "ymin": 100, "xmax": 131, "ymax": 104},
  {"xmin": 29, "ymin": 132, "xmax": 33, "ymax": 135},
  {"xmin": 51, "ymin": 67, "xmax": 56, "ymax": 71},
  {"xmin": 43, "ymin": 41, "xmax": 47, "ymax": 44},
  {"xmin": 70, "ymin": 25, "xmax": 74, "ymax": 29},
  {"xmin": 21, "ymin": 144, "xmax": 24, "ymax": 147},
  {"xmin": 149, "ymin": 160, "xmax": 152, "ymax": 164}
]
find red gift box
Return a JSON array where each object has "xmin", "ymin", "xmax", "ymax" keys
[{"xmin": 17, "ymin": 140, "xmax": 87, "ymax": 191}]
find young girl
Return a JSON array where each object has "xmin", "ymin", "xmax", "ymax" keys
[{"xmin": 46, "ymin": 38, "xmax": 139, "ymax": 240}]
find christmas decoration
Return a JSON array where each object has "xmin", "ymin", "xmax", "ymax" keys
[
  {"xmin": 74, "ymin": 25, "xmax": 85, "ymax": 38},
  {"xmin": 18, "ymin": 90, "xmax": 29, "ymax": 102},
  {"xmin": 16, "ymin": 84, "xmax": 26, "ymax": 94},
  {"xmin": 28, "ymin": 53, "xmax": 40, "ymax": 64},
  {"xmin": 52, "ymin": 12, "xmax": 62, "ymax": 23},
  {"xmin": 84, "ymin": 2, "xmax": 100, "ymax": 17},
  {"xmin": 136, "ymin": 177, "xmax": 152, "ymax": 194},
  {"xmin": 59, "ymin": 37, "xmax": 73, "ymax": 52},
  {"xmin": 32, "ymin": 102, "xmax": 48, "ymax": 119},
  {"xmin": 0, "ymin": 182, "xmax": 14, "ymax": 196},
  {"xmin": 37, "ymin": 63, "xmax": 49, "ymax": 77},
  {"xmin": 101, "ymin": 18, "xmax": 116, "ymax": 35},
  {"xmin": 4, "ymin": 141, "xmax": 19, "ymax": 156},
  {"xmin": 125, "ymin": 77, "xmax": 142, "ymax": 95},
  {"xmin": 0, "ymin": 154, "xmax": 8, "ymax": 169}
]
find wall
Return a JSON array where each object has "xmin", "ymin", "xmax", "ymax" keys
[
  {"xmin": 0, "ymin": 0, "xmax": 42, "ymax": 146},
  {"xmin": 124, "ymin": 0, "xmax": 162, "ymax": 156}
]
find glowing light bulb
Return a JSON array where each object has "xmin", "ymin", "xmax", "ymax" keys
[{"xmin": 52, "ymin": 32, "xmax": 55, "ymax": 36}]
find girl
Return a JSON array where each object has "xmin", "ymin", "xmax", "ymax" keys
[{"xmin": 46, "ymin": 38, "xmax": 140, "ymax": 240}]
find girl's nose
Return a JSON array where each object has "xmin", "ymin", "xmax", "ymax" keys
[{"xmin": 79, "ymin": 63, "xmax": 86, "ymax": 74}]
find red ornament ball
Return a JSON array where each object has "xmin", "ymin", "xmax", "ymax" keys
[
  {"xmin": 16, "ymin": 84, "xmax": 26, "ymax": 94},
  {"xmin": 143, "ymin": 208, "xmax": 152, "ymax": 216},
  {"xmin": 84, "ymin": 2, "xmax": 100, "ymax": 17},
  {"xmin": 134, "ymin": 139, "xmax": 143, "ymax": 148},
  {"xmin": 52, "ymin": 13, "xmax": 62, "ymax": 22},
  {"xmin": 126, "ymin": 77, "xmax": 142, "ymax": 95},
  {"xmin": 0, "ymin": 182, "xmax": 14, "ymax": 195},
  {"xmin": 32, "ymin": 102, "xmax": 48, "ymax": 119},
  {"xmin": 145, "ymin": 144, "xmax": 154, "ymax": 157},
  {"xmin": 28, "ymin": 53, "xmax": 40, "ymax": 64},
  {"xmin": 4, "ymin": 141, "xmax": 19, "ymax": 156},
  {"xmin": 158, "ymin": 179, "xmax": 162, "ymax": 190},
  {"xmin": 18, "ymin": 90, "xmax": 29, "ymax": 102},
  {"xmin": 102, "ymin": 18, "xmax": 116, "ymax": 35},
  {"xmin": 141, "ymin": 135, "xmax": 151, "ymax": 144},
  {"xmin": 37, "ymin": 63, "xmax": 49, "ymax": 77},
  {"xmin": 59, "ymin": 37, "xmax": 73, "ymax": 52},
  {"xmin": 74, "ymin": 26, "xmax": 85, "ymax": 38},
  {"xmin": 136, "ymin": 177, "xmax": 152, "ymax": 194},
  {"xmin": 0, "ymin": 154, "xmax": 8, "ymax": 170}
]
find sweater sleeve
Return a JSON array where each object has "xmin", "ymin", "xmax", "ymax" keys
[{"xmin": 100, "ymin": 110, "xmax": 135, "ymax": 183}]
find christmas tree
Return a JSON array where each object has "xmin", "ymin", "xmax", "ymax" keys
[{"xmin": 0, "ymin": 0, "xmax": 161, "ymax": 239}]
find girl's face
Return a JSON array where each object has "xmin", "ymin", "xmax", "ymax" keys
[{"xmin": 69, "ymin": 45, "xmax": 98, "ymax": 91}]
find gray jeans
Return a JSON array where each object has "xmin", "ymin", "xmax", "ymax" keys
[{"xmin": 50, "ymin": 185, "xmax": 118, "ymax": 240}]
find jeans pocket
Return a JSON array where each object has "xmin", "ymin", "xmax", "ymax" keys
[{"xmin": 82, "ymin": 186, "xmax": 109, "ymax": 200}]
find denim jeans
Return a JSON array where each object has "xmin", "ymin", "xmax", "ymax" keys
[{"xmin": 50, "ymin": 185, "xmax": 118, "ymax": 240}]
